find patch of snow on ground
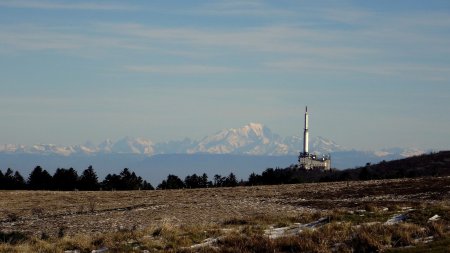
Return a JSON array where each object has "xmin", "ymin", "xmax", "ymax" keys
[
  {"xmin": 385, "ymin": 214, "xmax": 407, "ymax": 225},
  {"xmin": 190, "ymin": 237, "xmax": 220, "ymax": 249},
  {"xmin": 91, "ymin": 248, "xmax": 108, "ymax": 253},
  {"xmin": 264, "ymin": 217, "xmax": 330, "ymax": 239},
  {"xmin": 428, "ymin": 214, "xmax": 440, "ymax": 222}
]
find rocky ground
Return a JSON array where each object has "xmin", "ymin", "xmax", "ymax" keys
[{"xmin": 1, "ymin": 176, "xmax": 448, "ymax": 239}]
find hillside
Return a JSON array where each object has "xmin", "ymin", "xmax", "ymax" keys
[
  {"xmin": 343, "ymin": 150, "xmax": 450, "ymax": 180},
  {"xmin": 249, "ymin": 151, "xmax": 450, "ymax": 185}
]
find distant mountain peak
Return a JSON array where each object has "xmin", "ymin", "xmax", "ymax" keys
[
  {"xmin": 310, "ymin": 136, "xmax": 347, "ymax": 154},
  {"xmin": 0, "ymin": 123, "xmax": 426, "ymax": 158},
  {"xmin": 186, "ymin": 123, "xmax": 284, "ymax": 155},
  {"xmin": 0, "ymin": 124, "xmax": 343, "ymax": 156},
  {"xmin": 243, "ymin": 122, "xmax": 265, "ymax": 135},
  {"xmin": 112, "ymin": 137, "xmax": 153, "ymax": 154},
  {"xmin": 375, "ymin": 147, "xmax": 425, "ymax": 158}
]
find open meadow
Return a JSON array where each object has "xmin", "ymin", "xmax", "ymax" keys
[{"xmin": 1, "ymin": 176, "xmax": 449, "ymax": 252}]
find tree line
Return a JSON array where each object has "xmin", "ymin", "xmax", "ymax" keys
[
  {"xmin": 247, "ymin": 151, "xmax": 450, "ymax": 185},
  {"xmin": 157, "ymin": 172, "xmax": 239, "ymax": 189},
  {"xmin": 0, "ymin": 166, "xmax": 240, "ymax": 191},
  {"xmin": 2, "ymin": 151, "xmax": 449, "ymax": 190},
  {"xmin": 0, "ymin": 166, "xmax": 153, "ymax": 191}
]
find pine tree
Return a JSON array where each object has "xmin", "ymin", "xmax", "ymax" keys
[
  {"xmin": 3, "ymin": 168, "xmax": 15, "ymax": 189},
  {"xmin": 52, "ymin": 168, "xmax": 78, "ymax": 190},
  {"xmin": 102, "ymin": 173, "xmax": 121, "ymax": 190},
  {"xmin": 142, "ymin": 180, "xmax": 154, "ymax": 190},
  {"xmin": 224, "ymin": 172, "xmax": 238, "ymax": 187},
  {"xmin": 158, "ymin": 174, "xmax": 185, "ymax": 189},
  {"xmin": 78, "ymin": 165, "xmax": 99, "ymax": 190},
  {"xmin": 201, "ymin": 173, "xmax": 209, "ymax": 188},
  {"xmin": 28, "ymin": 166, "xmax": 52, "ymax": 190},
  {"xmin": 0, "ymin": 170, "xmax": 4, "ymax": 189},
  {"xmin": 13, "ymin": 171, "xmax": 26, "ymax": 189}
]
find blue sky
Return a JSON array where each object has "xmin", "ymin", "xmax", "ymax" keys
[{"xmin": 0, "ymin": 0, "xmax": 449, "ymax": 150}]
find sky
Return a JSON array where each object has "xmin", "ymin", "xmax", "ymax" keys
[{"xmin": 0, "ymin": 0, "xmax": 449, "ymax": 151}]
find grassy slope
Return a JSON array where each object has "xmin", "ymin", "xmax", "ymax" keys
[{"xmin": 0, "ymin": 177, "xmax": 449, "ymax": 252}]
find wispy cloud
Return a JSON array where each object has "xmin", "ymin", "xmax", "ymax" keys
[
  {"xmin": 0, "ymin": 0, "xmax": 137, "ymax": 11},
  {"xmin": 264, "ymin": 59, "xmax": 394, "ymax": 76},
  {"xmin": 1, "ymin": 4, "xmax": 449, "ymax": 83},
  {"xmin": 189, "ymin": 0, "xmax": 294, "ymax": 17},
  {"xmin": 0, "ymin": 24, "xmax": 143, "ymax": 53},
  {"xmin": 100, "ymin": 23, "xmax": 375, "ymax": 58},
  {"xmin": 320, "ymin": 7, "xmax": 374, "ymax": 24},
  {"xmin": 265, "ymin": 59, "xmax": 450, "ymax": 82},
  {"xmin": 125, "ymin": 65, "xmax": 237, "ymax": 75}
]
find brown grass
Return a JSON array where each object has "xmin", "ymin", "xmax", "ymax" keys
[{"xmin": 0, "ymin": 176, "xmax": 449, "ymax": 252}]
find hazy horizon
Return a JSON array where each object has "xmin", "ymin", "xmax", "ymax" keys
[{"xmin": 1, "ymin": 1, "xmax": 449, "ymax": 151}]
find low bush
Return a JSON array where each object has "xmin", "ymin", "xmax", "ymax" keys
[{"xmin": 0, "ymin": 231, "xmax": 29, "ymax": 244}]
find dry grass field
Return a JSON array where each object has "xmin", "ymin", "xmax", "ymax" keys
[{"xmin": 1, "ymin": 176, "xmax": 449, "ymax": 252}]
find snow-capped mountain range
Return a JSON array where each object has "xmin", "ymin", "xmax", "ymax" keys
[{"xmin": 0, "ymin": 123, "xmax": 424, "ymax": 158}]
